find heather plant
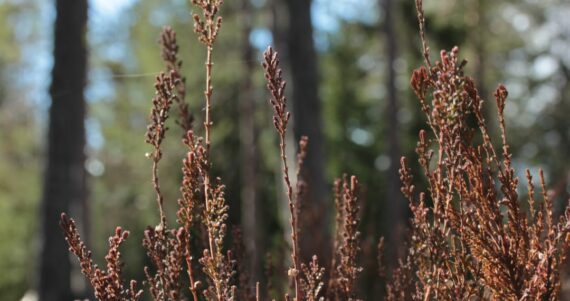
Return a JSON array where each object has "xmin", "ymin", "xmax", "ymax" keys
[
  {"xmin": 62, "ymin": 0, "xmax": 238, "ymax": 299},
  {"xmin": 383, "ymin": 2, "xmax": 570, "ymax": 300},
  {"xmin": 60, "ymin": 0, "xmax": 570, "ymax": 300}
]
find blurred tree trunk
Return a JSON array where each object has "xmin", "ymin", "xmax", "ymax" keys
[
  {"xmin": 382, "ymin": 0, "xmax": 405, "ymax": 266},
  {"xmin": 38, "ymin": 0, "xmax": 88, "ymax": 300},
  {"xmin": 270, "ymin": 0, "xmax": 289, "ymax": 57},
  {"xmin": 239, "ymin": 0, "xmax": 263, "ymax": 284},
  {"xmin": 473, "ymin": 0, "xmax": 487, "ymax": 99},
  {"xmin": 284, "ymin": 0, "xmax": 330, "ymax": 267}
]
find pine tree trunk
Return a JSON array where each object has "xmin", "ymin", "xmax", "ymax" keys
[
  {"xmin": 382, "ymin": 0, "xmax": 406, "ymax": 266},
  {"xmin": 38, "ymin": 0, "xmax": 88, "ymax": 300},
  {"xmin": 239, "ymin": 0, "xmax": 263, "ymax": 284}
]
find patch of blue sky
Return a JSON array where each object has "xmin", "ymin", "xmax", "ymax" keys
[
  {"xmin": 86, "ymin": 117, "xmax": 105, "ymax": 150},
  {"xmin": 250, "ymin": 28, "xmax": 272, "ymax": 51},
  {"xmin": 89, "ymin": 0, "xmax": 135, "ymax": 58},
  {"xmin": 86, "ymin": 68, "xmax": 116, "ymax": 103},
  {"xmin": 313, "ymin": 0, "xmax": 378, "ymax": 50},
  {"xmin": 88, "ymin": 0, "xmax": 138, "ymax": 106},
  {"xmin": 11, "ymin": 0, "xmax": 53, "ymax": 121},
  {"xmin": 86, "ymin": 0, "xmax": 138, "ymax": 151},
  {"xmin": 85, "ymin": 0, "xmax": 380, "ymax": 146},
  {"xmin": 91, "ymin": 0, "xmax": 136, "ymax": 18},
  {"xmin": 249, "ymin": 0, "xmax": 378, "ymax": 52},
  {"xmin": 313, "ymin": 0, "xmax": 379, "ymax": 32}
]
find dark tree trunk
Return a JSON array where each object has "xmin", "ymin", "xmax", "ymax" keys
[
  {"xmin": 38, "ymin": 0, "xmax": 88, "ymax": 300},
  {"xmin": 284, "ymin": 0, "xmax": 330, "ymax": 267},
  {"xmin": 239, "ymin": 0, "xmax": 263, "ymax": 284},
  {"xmin": 382, "ymin": 0, "xmax": 406, "ymax": 266}
]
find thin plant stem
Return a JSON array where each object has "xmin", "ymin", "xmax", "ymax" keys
[{"xmin": 152, "ymin": 159, "xmax": 166, "ymax": 229}]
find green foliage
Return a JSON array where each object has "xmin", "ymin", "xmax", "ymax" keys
[
  {"xmin": 0, "ymin": 99, "xmax": 40, "ymax": 300},
  {"xmin": 0, "ymin": 2, "xmax": 42, "ymax": 300}
]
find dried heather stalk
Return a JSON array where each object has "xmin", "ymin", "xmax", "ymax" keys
[
  {"xmin": 327, "ymin": 179, "xmax": 344, "ymax": 300},
  {"xmin": 335, "ymin": 175, "xmax": 363, "ymax": 301},
  {"xmin": 143, "ymin": 227, "xmax": 187, "ymax": 301},
  {"xmin": 385, "ymin": 1, "xmax": 570, "ymax": 299},
  {"xmin": 300, "ymin": 256, "xmax": 325, "ymax": 301},
  {"xmin": 262, "ymin": 46, "xmax": 302, "ymax": 301},
  {"xmin": 185, "ymin": 1, "xmax": 237, "ymax": 300},
  {"xmin": 198, "ymin": 179, "xmax": 236, "ymax": 301},
  {"xmin": 177, "ymin": 130, "xmax": 204, "ymax": 301},
  {"xmin": 191, "ymin": 0, "xmax": 223, "ymax": 149},
  {"xmin": 60, "ymin": 214, "xmax": 143, "ymax": 301},
  {"xmin": 142, "ymin": 71, "xmax": 189, "ymax": 301},
  {"xmin": 160, "ymin": 26, "xmax": 192, "ymax": 132},
  {"xmin": 62, "ymin": 3, "xmax": 237, "ymax": 299},
  {"xmin": 145, "ymin": 72, "xmax": 176, "ymax": 228}
]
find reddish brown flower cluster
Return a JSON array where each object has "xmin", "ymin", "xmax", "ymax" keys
[
  {"xmin": 191, "ymin": 0, "xmax": 223, "ymax": 47},
  {"xmin": 328, "ymin": 176, "xmax": 363, "ymax": 301},
  {"xmin": 145, "ymin": 71, "xmax": 176, "ymax": 227},
  {"xmin": 384, "ymin": 2, "xmax": 570, "ymax": 300},
  {"xmin": 160, "ymin": 27, "xmax": 191, "ymax": 132},
  {"xmin": 60, "ymin": 214, "xmax": 142, "ymax": 300},
  {"xmin": 143, "ymin": 227, "xmax": 186, "ymax": 301},
  {"xmin": 300, "ymin": 256, "xmax": 325, "ymax": 301},
  {"xmin": 145, "ymin": 72, "xmax": 175, "ymax": 157}
]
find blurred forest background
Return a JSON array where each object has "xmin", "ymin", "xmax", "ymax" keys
[{"xmin": 1, "ymin": 0, "xmax": 570, "ymax": 300}]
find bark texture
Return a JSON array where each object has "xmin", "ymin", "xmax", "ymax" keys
[
  {"xmin": 382, "ymin": 0, "xmax": 406, "ymax": 264},
  {"xmin": 239, "ymin": 0, "xmax": 263, "ymax": 284},
  {"xmin": 38, "ymin": 0, "xmax": 88, "ymax": 300}
]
